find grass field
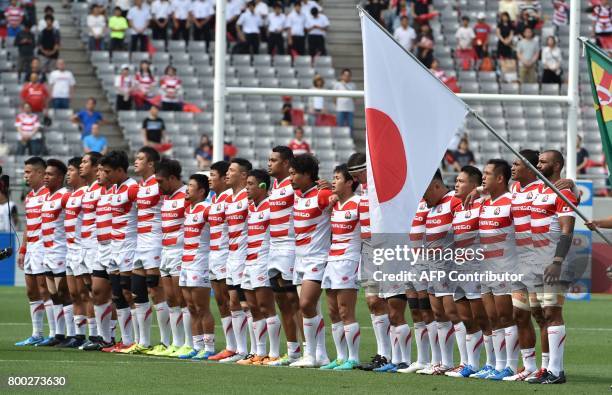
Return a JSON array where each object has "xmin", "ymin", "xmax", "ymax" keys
[{"xmin": 0, "ymin": 287, "xmax": 610, "ymax": 394}]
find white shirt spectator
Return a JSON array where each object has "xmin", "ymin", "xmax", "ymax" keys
[
  {"xmin": 151, "ymin": 0, "xmax": 172, "ymax": 19},
  {"xmin": 301, "ymin": 0, "xmax": 322, "ymax": 16},
  {"xmin": 237, "ymin": 10, "xmax": 262, "ymax": 34},
  {"xmin": 333, "ymin": 80, "xmax": 356, "ymax": 112},
  {"xmin": 127, "ymin": 4, "xmax": 151, "ymax": 33},
  {"xmin": 191, "ymin": 0, "xmax": 214, "ymax": 19},
  {"xmin": 542, "ymin": 45, "xmax": 561, "ymax": 71},
  {"xmin": 37, "ymin": 17, "xmax": 60, "ymax": 33},
  {"xmin": 393, "ymin": 25, "xmax": 417, "ymax": 51},
  {"xmin": 254, "ymin": 1, "xmax": 268, "ymax": 19},
  {"xmin": 87, "ymin": 14, "xmax": 106, "ymax": 37},
  {"xmin": 267, "ymin": 12, "xmax": 286, "ymax": 33},
  {"xmin": 285, "ymin": 10, "xmax": 306, "ymax": 36},
  {"xmin": 0, "ymin": 201, "xmax": 16, "ymax": 232},
  {"xmin": 48, "ymin": 69, "xmax": 76, "ymax": 99},
  {"xmin": 455, "ymin": 26, "xmax": 475, "ymax": 50},
  {"xmin": 305, "ymin": 13, "xmax": 329, "ymax": 36},
  {"xmin": 226, "ymin": 0, "xmax": 244, "ymax": 21},
  {"xmin": 171, "ymin": 0, "xmax": 192, "ymax": 20}
]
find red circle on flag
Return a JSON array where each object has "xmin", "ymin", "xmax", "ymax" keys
[{"xmin": 365, "ymin": 108, "xmax": 407, "ymax": 203}]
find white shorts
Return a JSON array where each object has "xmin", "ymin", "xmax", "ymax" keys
[
  {"xmin": 43, "ymin": 251, "xmax": 67, "ymax": 275},
  {"xmin": 242, "ymin": 262, "xmax": 271, "ymax": 290},
  {"xmin": 24, "ymin": 248, "xmax": 45, "ymax": 275},
  {"xmin": 111, "ymin": 248, "xmax": 135, "ymax": 273},
  {"xmin": 268, "ymin": 248, "xmax": 295, "ymax": 282},
  {"xmin": 322, "ymin": 259, "xmax": 359, "ymax": 290},
  {"xmin": 134, "ymin": 248, "xmax": 162, "ymax": 270},
  {"xmin": 95, "ymin": 243, "xmax": 112, "ymax": 272},
  {"xmin": 406, "ymin": 265, "xmax": 429, "ymax": 293},
  {"xmin": 209, "ymin": 249, "xmax": 229, "ymax": 281},
  {"xmin": 82, "ymin": 247, "xmax": 97, "ymax": 274},
  {"xmin": 67, "ymin": 248, "xmax": 88, "ymax": 277},
  {"xmin": 160, "ymin": 248, "xmax": 182, "ymax": 277},
  {"xmin": 292, "ymin": 255, "xmax": 326, "ymax": 285},
  {"xmin": 481, "ymin": 280, "xmax": 512, "ymax": 296},
  {"xmin": 225, "ymin": 254, "xmax": 246, "ymax": 287},
  {"xmin": 453, "ymin": 269, "xmax": 482, "ymax": 300},
  {"xmin": 179, "ymin": 267, "xmax": 211, "ymax": 288},
  {"xmin": 379, "ymin": 282, "xmax": 407, "ymax": 299}
]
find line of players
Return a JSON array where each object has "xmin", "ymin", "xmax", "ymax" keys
[{"xmin": 15, "ymin": 146, "xmax": 575, "ymax": 384}]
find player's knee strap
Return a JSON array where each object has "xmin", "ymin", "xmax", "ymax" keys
[
  {"xmin": 54, "ymin": 272, "xmax": 66, "ymax": 278},
  {"xmin": 119, "ymin": 275, "xmax": 131, "ymax": 291},
  {"xmin": 528, "ymin": 293, "xmax": 541, "ymax": 308},
  {"xmin": 541, "ymin": 292, "xmax": 565, "ymax": 308},
  {"xmin": 110, "ymin": 274, "xmax": 129, "ymax": 309},
  {"xmin": 84, "ymin": 282, "xmax": 92, "ymax": 293},
  {"xmin": 92, "ymin": 270, "xmax": 109, "ymax": 279},
  {"xmin": 145, "ymin": 274, "xmax": 160, "ymax": 288},
  {"xmin": 386, "ymin": 294, "xmax": 407, "ymax": 301},
  {"xmin": 131, "ymin": 274, "xmax": 148, "ymax": 304},
  {"xmin": 44, "ymin": 271, "xmax": 54, "ymax": 278},
  {"xmin": 512, "ymin": 290, "xmax": 530, "ymax": 311},
  {"xmin": 407, "ymin": 297, "xmax": 419, "ymax": 310},
  {"xmin": 418, "ymin": 297, "xmax": 431, "ymax": 311},
  {"xmin": 238, "ymin": 287, "xmax": 246, "ymax": 302}
]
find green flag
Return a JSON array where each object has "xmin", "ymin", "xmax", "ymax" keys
[{"xmin": 583, "ymin": 39, "xmax": 612, "ymax": 186}]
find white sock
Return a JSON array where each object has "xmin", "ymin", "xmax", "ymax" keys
[
  {"xmin": 374, "ymin": 314, "xmax": 391, "ymax": 360},
  {"xmin": 182, "ymin": 307, "xmax": 193, "ymax": 348},
  {"xmin": 426, "ymin": 321, "xmax": 441, "ymax": 364},
  {"xmin": 266, "ymin": 315, "xmax": 281, "ymax": 358},
  {"xmin": 303, "ymin": 315, "xmax": 321, "ymax": 358},
  {"xmin": 44, "ymin": 300, "xmax": 56, "ymax": 337},
  {"xmin": 541, "ymin": 352, "xmax": 549, "ymax": 370},
  {"xmin": 203, "ymin": 333, "xmax": 215, "ymax": 352},
  {"xmin": 87, "ymin": 317, "xmax": 98, "ymax": 337},
  {"xmin": 193, "ymin": 334, "xmax": 204, "ymax": 351},
  {"xmin": 130, "ymin": 308, "xmax": 139, "ymax": 345},
  {"xmin": 344, "ymin": 322, "xmax": 360, "ymax": 363},
  {"xmin": 454, "ymin": 322, "xmax": 468, "ymax": 366},
  {"xmin": 154, "ymin": 302, "xmax": 171, "ymax": 347},
  {"xmin": 246, "ymin": 310, "xmax": 257, "ymax": 355},
  {"xmin": 466, "ymin": 330, "xmax": 483, "ymax": 370},
  {"xmin": 414, "ymin": 321, "xmax": 430, "ymax": 365},
  {"xmin": 135, "ymin": 302, "xmax": 152, "ymax": 347},
  {"xmin": 169, "ymin": 306, "xmax": 184, "ymax": 347},
  {"xmin": 521, "ymin": 347, "xmax": 537, "ymax": 372},
  {"xmin": 116, "ymin": 307, "xmax": 134, "ymax": 345},
  {"xmin": 504, "ymin": 325, "xmax": 519, "ymax": 372},
  {"xmin": 94, "ymin": 302, "xmax": 112, "ymax": 343},
  {"xmin": 396, "ymin": 324, "xmax": 411, "ymax": 365},
  {"xmin": 74, "ymin": 315, "xmax": 87, "ymax": 336},
  {"xmin": 231, "ymin": 310, "xmax": 248, "ymax": 355},
  {"xmin": 253, "ymin": 319, "xmax": 267, "ymax": 357},
  {"xmin": 63, "ymin": 305, "xmax": 75, "ymax": 337},
  {"xmin": 29, "ymin": 300, "xmax": 44, "ymax": 337},
  {"xmin": 370, "ymin": 314, "xmax": 381, "ymax": 355},
  {"xmin": 492, "ymin": 328, "xmax": 506, "ymax": 371},
  {"xmin": 390, "ymin": 325, "xmax": 401, "ymax": 365},
  {"xmin": 287, "ymin": 341, "xmax": 301, "ymax": 359},
  {"xmin": 436, "ymin": 321, "xmax": 454, "ymax": 368},
  {"xmin": 484, "ymin": 334, "xmax": 495, "ymax": 367},
  {"xmin": 221, "ymin": 315, "xmax": 237, "ymax": 352},
  {"xmin": 331, "ymin": 321, "xmax": 347, "ymax": 361},
  {"xmin": 547, "ymin": 325, "xmax": 566, "ymax": 376},
  {"xmin": 315, "ymin": 316, "xmax": 328, "ymax": 362}
]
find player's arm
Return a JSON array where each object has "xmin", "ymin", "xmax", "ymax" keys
[
  {"xmin": 586, "ymin": 215, "xmax": 612, "ymax": 230},
  {"xmin": 18, "ymin": 228, "xmax": 27, "ymax": 270},
  {"xmin": 318, "ymin": 189, "xmax": 334, "ymax": 211},
  {"xmin": 544, "ymin": 191, "xmax": 577, "ymax": 284}
]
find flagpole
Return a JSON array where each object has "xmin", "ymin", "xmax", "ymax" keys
[{"xmin": 357, "ymin": 6, "xmax": 612, "ymax": 246}]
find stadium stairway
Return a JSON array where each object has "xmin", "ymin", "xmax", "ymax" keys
[{"xmin": 37, "ymin": 0, "xmax": 125, "ymax": 150}]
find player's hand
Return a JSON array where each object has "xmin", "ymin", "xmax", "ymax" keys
[
  {"xmin": 17, "ymin": 253, "xmax": 25, "ymax": 270},
  {"xmin": 544, "ymin": 263, "xmax": 561, "ymax": 285},
  {"xmin": 317, "ymin": 179, "xmax": 332, "ymax": 190},
  {"xmin": 585, "ymin": 221, "xmax": 597, "ymax": 231},
  {"xmin": 463, "ymin": 189, "xmax": 480, "ymax": 207},
  {"xmin": 328, "ymin": 194, "xmax": 339, "ymax": 206}
]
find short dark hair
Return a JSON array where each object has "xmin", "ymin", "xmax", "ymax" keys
[
  {"xmin": 249, "ymin": 169, "xmax": 271, "ymax": 190},
  {"xmin": 84, "ymin": 151, "xmax": 103, "ymax": 166},
  {"xmin": 487, "ymin": 159, "xmax": 512, "ymax": 184},
  {"xmin": 334, "ymin": 164, "xmax": 358, "ymax": 192},
  {"xmin": 230, "ymin": 157, "xmax": 253, "ymax": 173},
  {"xmin": 310, "ymin": 7, "xmax": 318, "ymax": 16},
  {"xmin": 347, "ymin": 152, "xmax": 366, "ymax": 169},
  {"xmin": 68, "ymin": 156, "xmax": 82, "ymax": 169},
  {"xmin": 461, "ymin": 16, "xmax": 470, "ymax": 22},
  {"xmin": 138, "ymin": 146, "xmax": 161, "ymax": 164},
  {"xmin": 87, "ymin": 97, "xmax": 97, "ymax": 105},
  {"xmin": 341, "ymin": 68, "xmax": 351, "ymax": 75},
  {"xmin": 519, "ymin": 149, "xmax": 539, "ymax": 168},
  {"xmin": 432, "ymin": 168, "xmax": 443, "ymax": 183},
  {"xmin": 100, "ymin": 150, "xmax": 129, "ymax": 171},
  {"xmin": 24, "ymin": 156, "xmax": 46, "ymax": 169},
  {"xmin": 460, "ymin": 165, "xmax": 482, "ymax": 186},
  {"xmin": 44, "ymin": 14, "xmax": 54, "ymax": 22},
  {"xmin": 155, "ymin": 158, "xmax": 182, "ymax": 179},
  {"xmin": 290, "ymin": 154, "xmax": 319, "ymax": 181},
  {"xmin": 210, "ymin": 160, "xmax": 230, "ymax": 178},
  {"xmin": 543, "ymin": 149, "xmax": 565, "ymax": 170},
  {"xmin": 272, "ymin": 145, "xmax": 294, "ymax": 161},
  {"xmin": 189, "ymin": 174, "xmax": 210, "ymax": 196},
  {"xmin": 46, "ymin": 158, "xmax": 68, "ymax": 176}
]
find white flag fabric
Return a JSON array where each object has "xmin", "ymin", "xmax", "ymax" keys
[{"xmin": 360, "ymin": 11, "xmax": 468, "ymax": 234}]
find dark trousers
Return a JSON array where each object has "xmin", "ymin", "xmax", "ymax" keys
[
  {"xmin": 110, "ymin": 37, "xmax": 125, "ymax": 54},
  {"xmin": 162, "ymin": 101, "xmax": 183, "ymax": 111},
  {"xmin": 227, "ymin": 20, "xmax": 238, "ymax": 41},
  {"xmin": 268, "ymin": 32, "xmax": 285, "ymax": 55},
  {"xmin": 193, "ymin": 20, "xmax": 212, "ymax": 51},
  {"xmin": 307, "ymin": 34, "xmax": 326, "ymax": 56},
  {"xmin": 245, "ymin": 33, "xmax": 260, "ymax": 55},
  {"xmin": 172, "ymin": 19, "xmax": 189, "ymax": 42},
  {"xmin": 290, "ymin": 35, "xmax": 305, "ymax": 55},
  {"xmin": 16, "ymin": 138, "xmax": 44, "ymax": 156},
  {"xmin": 130, "ymin": 33, "xmax": 148, "ymax": 52},
  {"xmin": 116, "ymin": 95, "xmax": 132, "ymax": 111},
  {"xmin": 152, "ymin": 19, "xmax": 168, "ymax": 41}
]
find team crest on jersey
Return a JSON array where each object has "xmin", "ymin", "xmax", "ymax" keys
[
  {"xmin": 280, "ymin": 188, "xmax": 286, "ymax": 196},
  {"xmin": 494, "ymin": 207, "xmax": 500, "ymax": 215},
  {"xmin": 465, "ymin": 210, "xmax": 471, "ymax": 218},
  {"xmin": 146, "ymin": 188, "xmax": 151, "ymax": 194},
  {"xmin": 259, "ymin": 212, "xmax": 264, "ymax": 219},
  {"xmin": 38, "ymin": 197, "xmax": 44, "ymax": 203},
  {"xmin": 172, "ymin": 201, "xmax": 177, "ymax": 208},
  {"xmin": 192, "ymin": 275, "xmax": 198, "ymax": 280},
  {"xmin": 89, "ymin": 193, "xmax": 94, "ymax": 198},
  {"xmin": 237, "ymin": 202, "xmax": 242, "ymax": 209},
  {"xmin": 512, "ymin": 193, "xmax": 517, "ymax": 199},
  {"xmin": 527, "ymin": 192, "xmax": 533, "ymax": 199},
  {"xmin": 543, "ymin": 195, "xmax": 548, "ymax": 202},
  {"xmin": 344, "ymin": 211, "xmax": 351, "ymax": 219},
  {"xmin": 305, "ymin": 200, "xmax": 311, "ymax": 207},
  {"xmin": 437, "ymin": 206, "xmax": 442, "ymax": 213}
]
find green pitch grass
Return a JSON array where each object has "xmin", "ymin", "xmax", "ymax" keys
[{"xmin": 0, "ymin": 287, "xmax": 610, "ymax": 394}]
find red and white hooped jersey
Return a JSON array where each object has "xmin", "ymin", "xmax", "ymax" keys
[
  {"xmin": 135, "ymin": 72, "xmax": 156, "ymax": 96},
  {"xmin": 593, "ymin": 4, "xmax": 612, "ymax": 34},
  {"xmin": 111, "ymin": 178, "xmax": 139, "ymax": 249},
  {"xmin": 409, "ymin": 199, "xmax": 429, "ymax": 249},
  {"xmin": 510, "ymin": 180, "xmax": 544, "ymax": 256},
  {"xmin": 452, "ymin": 198, "xmax": 482, "ymax": 249},
  {"xmin": 137, "ymin": 175, "xmax": 162, "ymax": 251},
  {"xmin": 160, "ymin": 75, "xmax": 182, "ymax": 102},
  {"xmin": 96, "ymin": 185, "xmax": 114, "ymax": 245},
  {"xmin": 359, "ymin": 183, "xmax": 371, "ymax": 240},
  {"xmin": 81, "ymin": 182, "xmax": 104, "ymax": 249},
  {"xmin": 479, "ymin": 192, "xmax": 516, "ymax": 263},
  {"xmin": 24, "ymin": 186, "xmax": 49, "ymax": 250},
  {"xmin": 293, "ymin": 186, "xmax": 333, "ymax": 259},
  {"xmin": 269, "ymin": 177, "xmax": 295, "ymax": 249},
  {"xmin": 41, "ymin": 187, "xmax": 70, "ymax": 254},
  {"xmin": 182, "ymin": 201, "xmax": 210, "ymax": 267},
  {"xmin": 64, "ymin": 186, "xmax": 88, "ymax": 249},
  {"xmin": 530, "ymin": 186, "xmax": 577, "ymax": 258},
  {"xmin": 208, "ymin": 189, "xmax": 231, "ymax": 251},
  {"xmin": 246, "ymin": 198, "xmax": 271, "ymax": 265},
  {"xmin": 161, "ymin": 185, "xmax": 187, "ymax": 249},
  {"xmin": 329, "ymin": 195, "xmax": 361, "ymax": 262},
  {"xmin": 5, "ymin": 5, "xmax": 24, "ymax": 27},
  {"xmin": 425, "ymin": 191, "xmax": 462, "ymax": 256},
  {"xmin": 225, "ymin": 188, "xmax": 249, "ymax": 258}
]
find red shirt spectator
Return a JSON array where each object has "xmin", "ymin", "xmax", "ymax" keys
[
  {"xmin": 20, "ymin": 75, "xmax": 49, "ymax": 113},
  {"xmin": 474, "ymin": 19, "xmax": 491, "ymax": 46},
  {"xmin": 288, "ymin": 126, "xmax": 311, "ymax": 155}
]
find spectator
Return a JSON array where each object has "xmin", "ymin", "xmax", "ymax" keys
[
  {"xmin": 160, "ymin": 65, "xmax": 183, "ymax": 111},
  {"xmin": 108, "ymin": 6, "xmax": 129, "ymax": 53},
  {"xmin": 134, "ymin": 60, "xmax": 156, "ymax": 110},
  {"xmin": 151, "ymin": 0, "xmax": 171, "ymax": 42},
  {"xmin": 516, "ymin": 9, "xmax": 537, "ymax": 36},
  {"xmin": 0, "ymin": 184, "xmax": 18, "ymax": 232},
  {"xmin": 254, "ymin": 0, "xmax": 269, "ymax": 38},
  {"xmin": 308, "ymin": 74, "xmax": 326, "ymax": 125},
  {"xmin": 288, "ymin": 126, "xmax": 311, "ymax": 155},
  {"xmin": 22, "ymin": 57, "xmax": 46, "ymax": 83},
  {"xmin": 364, "ymin": 0, "xmax": 385, "ymax": 25},
  {"xmin": 473, "ymin": 12, "xmax": 491, "ymax": 58},
  {"xmin": 223, "ymin": 141, "xmax": 238, "ymax": 161},
  {"xmin": 498, "ymin": 0, "xmax": 519, "ymax": 22},
  {"xmin": 451, "ymin": 138, "xmax": 476, "ymax": 171},
  {"xmin": 116, "ymin": 0, "xmax": 130, "ymax": 17},
  {"xmin": 542, "ymin": 36, "xmax": 562, "ymax": 84},
  {"xmin": 194, "ymin": 134, "xmax": 212, "ymax": 169},
  {"xmin": 393, "ymin": 15, "xmax": 416, "ymax": 52},
  {"xmin": 48, "ymin": 59, "xmax": 75, "ymax": 109},
  {"xmin": 412, "ymin": 0, "xmax": 435, "ymax": 28},
  {"xmin": 553, "ymin": 0, "xmax": 569, "ymax": 27},
  {"xmin": 592, "ymin": 0, "xmax": 612, "ymax": 48},
  {"xmin": 15, "ymin": 23, "xmax": 35, "ymax": 77},
  {"xmin": 267, "ymin": 2, "xmax": 286, "ymax": 55},
  {"xmin": 391, "ymin": 0, "xmax": 410, "ymax": 32},
  {"xmin": 190, "ymin": 0, "xmax": 214, "ymax": 51},
  {"xmin": 5, "ymin": 0, "xmax": 24, "ymax": 37},
  {"xmin": 87, "ymin": 4, "xmax": 107, "ymax": 50},
  {"xmin": 301, "ymin": 0, "xmax": 322, "ymax": 16},
  {"xmin": 518, "ymin": 0, "xmax": 541, "ymax": 27},
  {"xmin": 416, "ymin": 23, "xmax": 434, "ymax": 68},
  {"xmin": 577, "ymin": 135, "xmax": 589, "ymax": 175},
  {"xmin": 455, "ymin": 16, "xmax": 476, "ymax": 65},
  {"xmin": 128, "ymin": 0, "xmax": 151, "ymax": 52},
  {"xmin": 36, "ymin": 6, "xmax": 59, "ymax": 33},
  {"xmin": 306, "ymin": 7, "xmax": 329, "ymax": 57},
  {"xmin": 226, "ymin": 0, "xmax": 243, "ymax": 42},
  {"xmin": 237, "ymin": 1, "xmax": 262, "ymax": 55},
  {"xmin": 286, "ymin": 1, "xmax": 307, "ymax": 55},
  {"xmin": 333, "ymin": 68, "xmax": 356, "ymax": 135},
  {"xmin": 281, "ymin": 95, "xmax": 292, "ymax": 126},
  {"xmin": 83, "ymin": 123, "xmax": 108, "ymax": 154},
  {"xmin": 496, "ymin": 11, "xmax": 515, "ymax": 59},
  {"xmin": 115, "ymin": 64, "xmax": 133, "ymax": 110},
  {"xmin": 20, "ymin": 72, "xmax": 49, "ymax": 113},
  {"xmin": 15, "ymin": 103, "xmax": 44, "ymax": 155},
  {"xmin": 72, "ymin": 97, "xmax": 104, "ymax": 139},
  {"xmin": 37, "ymin": 15, "xmax": 60, "ymax": 72},
  {"xmin": 516, "ymin": 27, "xmax": 540, "ymax": 83},
  {"xmin": 141, "ymin": 105, "xmax": 168, "ymax": 149},
  {"xmin": 171, "ymin": 0, "xmax": 192, "ymax": 42},
  {"xmin": 21, "ymin": 0, "xmax": 35, "ymax": 27}
]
